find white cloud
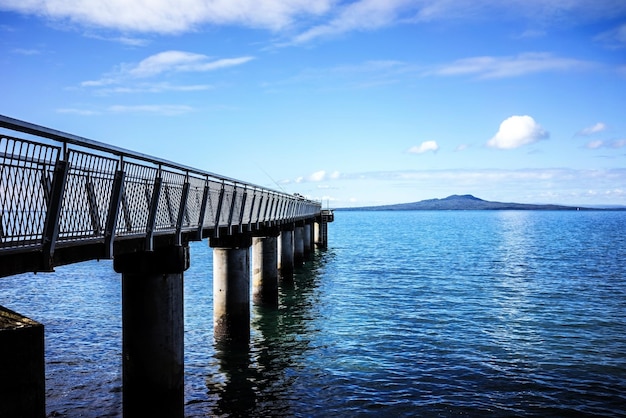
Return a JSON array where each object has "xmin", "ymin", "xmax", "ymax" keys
[
  {"xmin": 127, "ymin": 51, "xmax": 253, "ymax": 78},
  {"xmin": 577, "ymin": 122, "xmax": 606, "ymax": 136},
  {"xmin": 487, "ymin": 115, "xmax": 548, "ymax": 149},
  {"xmin": 308, "ymin": 170, "xmax": 327, "ymax": 182},
  {"xmin": 408, "ymin": 140, "xmax": 439, "ymax": 154},
  {"xmin": 431, "ymin": 53, "xmax": 594, "ymax": 79},
  {"xmin": 2, "ymin": 0, "xmax": 625, "ymax": 40},
  {"xmin": 0, "ymin": 0, "xmax": 332, "ymax": 33}
]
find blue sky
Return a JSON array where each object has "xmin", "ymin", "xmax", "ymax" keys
[{"xmin": 1, "ymin": 0, "xmax": 625, "ymax": 207}]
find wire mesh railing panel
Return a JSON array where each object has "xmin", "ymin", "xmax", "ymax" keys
[
  {"xmin": 58, "ymin": 150, "xmax": 119, "ymax": 240},
  {"xmin": 154, "ymin": 169, "xmax": 185, "ymax": 232},
  {"xmin": 0, "ymin": 136, "xmax": 60, "ymax": 248},
  {"xmin": 1, "ymin": 116, "xmax": 323, "ymax": 263},
  {"xmin": 203, "ymin": 179, "xmax": 223, "ymax": 229},
  {"xmin": 230, "ymin": 185, "xmax": 244, "ymax": 226},
  {"xmin": 260, "ymin": 193, "xmax": 272, "ymax": 223},
  {"xmin": 116, "ymin": 162, "xmax": 157, "ymax": 236},
  {"xmin": 217, "ymin": 183, "xmax": 235, "ymax": 228},
  {"xmin": 240, "ymin": 188, "xmax": 254, "ymax": 225},
  {"xmin": 185, "ymin": 176, "xmax": 206, "ymax": 230}
]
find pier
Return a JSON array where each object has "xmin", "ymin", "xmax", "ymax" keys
[{"xmin": 0, "ymin": 114, "xmax": 333, "ymax": 417}]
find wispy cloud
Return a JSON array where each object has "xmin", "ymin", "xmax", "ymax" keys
[
  {"xmin": 56, "ymin": 104, "xmax": 196, "ymax": 116},
  {"xmin": 4, "ymin": 0, "xmax": 625, "ymax": 39},
  {"xmin": 84, "ymin": 33, "xmax": 150, "ymax": 47},
  {"xmin": 12, "ymin": 48, "xmax": 42, "ymax": 55},
  {"xmin": 93, "ymin": 83, "xmax": 213, "ymax": 95},
  {"xmin": 81, "ymin": 50, "xmax": 253, "ymax": 93},
  {"xmin": 585, "ymin": 138, "xmax": 626, "ymax": 150},
  {"xmin": 108, "ymin": 104, "xmax": 194, "ymax": 115},
  {"xmin": 56, "ymin": 108, "xmax": 100, "ymax": 115},
  {"xmin": 126, "ymin": 51, "xmax": 253, "ymax": 78},
  {"xmin": 0, "ymin": 0, "xmax": 332, "ymax": 33},
  {"xmin": 292, "ymin": 0, "xmax": 626, "ymax": 44},
  {"xmin": 293, "ymin": 0, "xmax": 412, "ymax": 44},
  {"xmin": 304, "ymin": 167, "xmax": 626, "ymax": 206},
  {"xmin": 595, "ymin": 23, "xmax": 626, "ymax": 49},
  {"xmin": 430, "ymin": 53, "xmax": 594, "ymax": 79},
  {"xmin": 577, "ymin": 122, "xmax": 606, "ymax": 136}
]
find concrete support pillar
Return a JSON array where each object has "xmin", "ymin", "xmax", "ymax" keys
[
  {"xmin": 114, "ymin": 245, "xmax": 189, "ymax": 418},
  {"xmin": 303, "ymin": 222, "xmax": 312, "ymax": 259},
  {"xmin": 0, "ymin": 306, "xmax": 45, "ymax": 418},
  {"xmin": 314, "ymin": 221, "xmax": 320, "ymax": 246},
  {"xmin": 316, "ymin": 219, "xmax": 329, "ymax": 249},
  {"xmin": 279, "ymin": 226, "xmax": 294, "ymax": 279},
  {"xmin": 210, "ymin": 234, "xmax": 252, "ymax": 344},
  {"xmin": 294, "ymin": 224, "xmax": 305, "ymax": 266},
  {"xmin": 252, "ymin": 234, "xmax": 279, "ymax": 307}
]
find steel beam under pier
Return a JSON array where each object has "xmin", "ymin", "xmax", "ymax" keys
[{"xmin": 114, "ymin": 245, "xmax": 189, "ymax": 418}]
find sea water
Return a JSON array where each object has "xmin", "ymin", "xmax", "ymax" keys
[{"xmin": 1, "ymin": 210, "xmax": 625, "ymax": 417}]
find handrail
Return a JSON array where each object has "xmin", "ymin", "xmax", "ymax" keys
[
  {"xmin": 0, "ymin": 114, "xmax": 322, "ymax": 271},
  {"xmin": 1, "ymin": 114, "xmax": 272, "ymax": 188}
]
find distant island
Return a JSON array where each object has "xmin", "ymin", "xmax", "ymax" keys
[{"xmin": 336, "ymin": 194, "xmax": 623, "ymax": 211}]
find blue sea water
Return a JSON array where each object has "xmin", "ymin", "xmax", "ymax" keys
[{"xmin": 1, "ymin": 210, "xmax": 626, "ymax": 417}]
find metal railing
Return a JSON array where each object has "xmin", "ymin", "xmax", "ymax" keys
[{"xmin": 1, "ymin": 114, "xmax": 321, "ymax": 272}]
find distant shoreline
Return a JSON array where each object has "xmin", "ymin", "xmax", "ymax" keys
[{"xmin": 335, "ymin": 194, "xmax": 626, "ymax": 211}]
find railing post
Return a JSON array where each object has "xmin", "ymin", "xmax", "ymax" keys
[
  {"xmin": 85, "ymin": 173, "xmax": 102, "ymax": 236},
  {"xmin": 213, "ymin": 183, "xmax": 225, "ymax": 238},
  {"xmin": 195, "ymin": 178, "xmax": 210, "ymax": 240},
  {"xmin": 104, "ymin": 169, "xmax": 125, "ymax": 258},
  {"xmin": 41, "ymin": 159, "xmax": 69, "ymax": 271},
  {"xmin": 175, "ymin": 176, "xmax": 190, "ymax": 246},
  {"xmin": 237, "ymin": 187, "xmax": 247, "ymax": 234},
  {"xmin": 145, "ymin": 168, "xmax": 162, "ymax": 251},
  {"xmin": 227, "ymin": 186, "xmax": 237, "ymax": 235},
  {"xmin": 247, "ymin": 189, "xmax": 256, "ymax": 231}
]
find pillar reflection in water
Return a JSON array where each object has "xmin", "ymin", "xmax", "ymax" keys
[{"xmin": 207, "ymin": 252, "xmax": 328, "ymax": 417}]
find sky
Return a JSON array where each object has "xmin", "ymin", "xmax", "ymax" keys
[{"xmin": 1, "ymin": 0, "xmax": 625, "ymax": 208}]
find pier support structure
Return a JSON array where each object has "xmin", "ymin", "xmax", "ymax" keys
[
  {"xmin": 114, "ymin": 245, "xmax": 188, "ymax": 418},
  {"xmin": 0, "ymin": 306, "xmax": 45, "ymax": 418},
  {"xmin": 210, "ymin": 234, "xmax": 253, "ymax": 344},
  {"xmin": 303, "ymin": 221, "xmax": 313, "ymax": 260},
  {"xmin": 315, "ymin": 210, "xmax": 333, "ymax": 249},
  {"xmin": 278, "ymin": 224, "xmax": 295, "ymax": 279},
  {"xmin": 294, "ymin": 222, "xmax": 305, "ymax": 266},
  {"xmin": 252, "ymin": 229, "xmax": 280, "ymax": 307}
]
